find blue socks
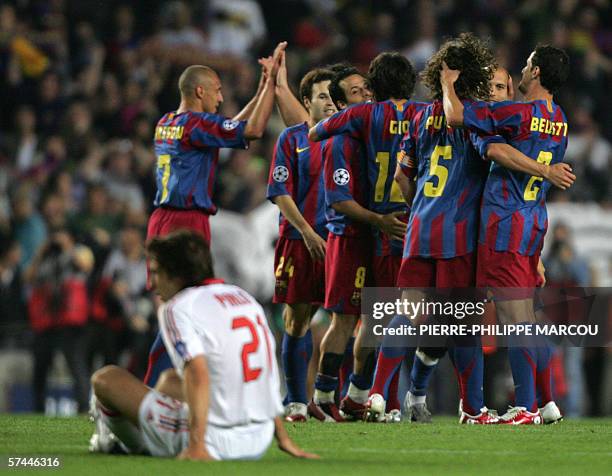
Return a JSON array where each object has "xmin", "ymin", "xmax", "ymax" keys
[
  {"xmin": 507, "ymin": 324, "xmax": 537, "ymax": 411},
  {"xmin": 281, "ymin": 330, "xmax": 313, "ymax": 404}
]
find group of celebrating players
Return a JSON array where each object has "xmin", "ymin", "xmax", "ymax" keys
[
  {"xmin": 89, "ymin": 32, "xmax": 576, "ymax": 462},
  {"xmin": 267, "ymin": 34, "xmax": 574, "ymax": 427}
]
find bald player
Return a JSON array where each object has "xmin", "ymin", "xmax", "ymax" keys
[{"xmin": 144, "ymin": 44, "xmax": 285, "ymax": 386}]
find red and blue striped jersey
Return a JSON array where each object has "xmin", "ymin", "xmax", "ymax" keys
[
  {"xmin": 153, "ymin": 111, "xmax": 248, "ymax": 213},
  {"xmin": 464, "ymin": 99, "xmax": 569, "ymax": 256},
  {"xmin": 323, "ymin": 134, "xmax": 370, "ymax": 237},
  {"xmin": 399, "ymin": 101, "xmax": 489, "ymax": 259},
  {"xmin": 314, "ymin": 99, "xmax": 427, "ymax": 215},
  {"xmin": 267, "ymin": 123, "xmax": 328, "ymax": 240}
]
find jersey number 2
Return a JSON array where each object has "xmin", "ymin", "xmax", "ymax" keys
[
  {"xmin": 523, "ymin": 151, "xmax": 553, "ymax": 201},
  {"xmin": 231, "ymin": 315, "xmax": 272, "ymax": 383}
]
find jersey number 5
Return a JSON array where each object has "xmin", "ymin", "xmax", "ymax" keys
[
  {"xmin": 523, "ymin": 151, "xmax": 553, "ymax": 201},
  {"xmin": 231, "ymin": 315, "xmax": 272, "ymax": 383},
  {"xmin": 424, "ymin": 145, "xmax": 452, "ymax": 197}
]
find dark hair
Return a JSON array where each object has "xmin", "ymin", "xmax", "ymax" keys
[
  {"xmin": 367, "ymin": 52, "xmax": 415, "ymax": 101},
  {"xmin": 421, "ymin": 33, "xmax": 496, "ymax": 101},
  {"xmin": 328, "ymin": 64, "xmax": 363, "ymax": 109},
  {"xmin": 299, "ymin": 68, "xmax": 334, "ymax": 105},
  {"xmin": 531, "ymin": 44, "xmax": 569, "ymax": 94},
  {"xmin": 146, "ymin": 230, "xmax": 214, "ymax": 287}
]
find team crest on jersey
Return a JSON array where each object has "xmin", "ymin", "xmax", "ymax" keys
[
  {"xmin": 273, "ymin": 165, "xmax": 289, "ymax": 183},
  {"xmin": 222, "ymin": 119, "xmax": 240, "ymax": 131},
  {"xmin": 333, "ymin": 168, "xmax": 350, "ymax": 186},
  {"xmin": 350, "ymin": 290, "xmax": 361, "ymax": 306}
]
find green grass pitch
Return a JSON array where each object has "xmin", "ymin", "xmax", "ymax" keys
[{"xmin": 1, "ymin": 415, "xmax": 611, "ymax": 475}]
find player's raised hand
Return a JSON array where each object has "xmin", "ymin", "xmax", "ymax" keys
[
  {"xmin": 258, "ymin": 55, "xmax": 274, "ymax": 79},
  {"xmin": 270, "ymin": 41, "xmax": 288, "ymax": 79},
  {"xmin": 440, "ymin": 61, "xmax": 460, "ymax": 86},
  {"xmin": 276, "ymin": 50, "xmax": 288, "ymax": 89},
  {"xmin": 544, "ymin": 162, "xmax": 576, "ymax": 190},
  {"xmin": 378, "ymin": 211, "xmax": 406, "ymax": 242},
  {"xmin": 302, "ymin": 227, "xmax": 326, "ymax": 261}
]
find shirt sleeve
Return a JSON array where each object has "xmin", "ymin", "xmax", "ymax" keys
[
  {"xmin": 397, "ymin": 125, "xmax": 417, "ymax": 178},
  {"xmin": 158, "ymin": 301, "xmax": 205, "ymax": 376},
  {"xmin": 189, "ymin": 113, "xmax": 248, "ymax": 149},
  {"xmin": 324, "ymin": 135, "xmax": 358, "ymax": 206},
  {"xmin": 463, "ymin": 100, "xmax": 529, "ymax": 139},
  {"xmin": 469, "ymin": 132, "xmax": 507, "ymax": 159},
  {"xmin": 266, "ymin": 129, "xmax": 296, "ymax": 200},
  {"xmin": 314, "ymin": 103, "xmax": 371, "ymax": 141}
]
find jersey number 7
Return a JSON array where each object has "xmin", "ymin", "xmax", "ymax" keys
[
  {"xmin": 157, "ymin": 154, "xmax": 171, "ymax": 202},
  {"xmin": 232, "ymin": 315, "xmax": 273, "ymax": 383}
]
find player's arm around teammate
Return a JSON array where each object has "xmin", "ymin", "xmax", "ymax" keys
[{"xmin": 441, "ymin": 61, "xmax": 575, "ymax": 189}]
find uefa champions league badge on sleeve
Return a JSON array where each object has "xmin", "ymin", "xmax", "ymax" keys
[
  {"xmin": 222, "ymin": 119, "xmax": 240, "ymax": 131},
  {"xmin": 273, "ymin": 166, "xmax": 289, "ymax": 183},
  {"xmin": 333, "ymin": 168, "xmax": 350, "ymax": 186}
]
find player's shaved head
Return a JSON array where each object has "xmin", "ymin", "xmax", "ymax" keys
[{"xmin": 178, "ymin": 65, "xmax": 217, "ymax": 98}]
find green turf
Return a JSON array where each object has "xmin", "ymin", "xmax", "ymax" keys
[{"xmin": 1, "ymin": 415, "xmax": 611, "ymax": 475}]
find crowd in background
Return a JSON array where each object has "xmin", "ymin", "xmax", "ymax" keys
[{"xmin": 0, "ymin": 0, "xmax": 610, "ymax": 414}]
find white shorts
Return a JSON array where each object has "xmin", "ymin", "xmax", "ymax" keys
[{"xmin": 138, "ymin": 390, "xmax": 275, "ymax": 460}]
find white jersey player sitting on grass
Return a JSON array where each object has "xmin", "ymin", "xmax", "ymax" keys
[{"xmin": 90, "ymin": 230, "xmax": 317, "ymax": 461}]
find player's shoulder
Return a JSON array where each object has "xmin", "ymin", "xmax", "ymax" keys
[
  {"xmin": 184, "ymin": 110, "xmax": 242, "ymax": 130},
  {"xmin": 323, "ymin": 132, "xmax": 361, "ymax": 154},
  {"xmin": 281, "ymin": 122, "xmax": 308, "ymax": 141}
]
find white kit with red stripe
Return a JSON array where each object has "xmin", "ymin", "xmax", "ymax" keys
[{"xmin": 158, "ymin": 279, "xmax": 283, "ymax": 427}]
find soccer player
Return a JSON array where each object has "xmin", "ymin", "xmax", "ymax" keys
[
  {"xmin": 143, "ymin": 43, "xmax": 284, "ymax": 386},
  {"xmin": 309, "ymin": 53, "xmax": 422, "ymax": 421},
  {"xmin": 312, "ymin": 64, "xmax": 375, "ymax": 421},
  {"xmin": 90, "ymin": 230, "xmax": 317, "ymax": 460},
  {"xmin": 441, "ymin": 44, "xmax": 573, "ymax": 424},
  {"xmin": 267, "ymin": 68, "xmax": 336, "ymax": 422},
  {"xmin": 368, "ymin": 38, "xmax": 575, "ymax": 424}
]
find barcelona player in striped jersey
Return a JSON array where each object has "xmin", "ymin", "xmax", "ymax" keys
[
  {"xmin": 267, "ymin": 68, "xmax": 336, "ymax": 422},
  {"xmin": 309, "ymin": 53, "xmax": 425, "ymax": 419},
  {"xmin": 441, "ymin": 45, "xmax": 574, "ymax": 424},
  {"xmin": 143, "ymin": 43, "xmax": 285, "ymax": 387},
  {"xmin": 307, "ymin": 65, "xmax": 373, "ymax": 422},
  {"xmin": 367, "ymin": 36, "xmax": 575, "ymax": 424}
]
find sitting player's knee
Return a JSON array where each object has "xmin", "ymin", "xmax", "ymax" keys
[{"xmin": 91, "ymin": 365, "xmax": 121, "ymax": 394}]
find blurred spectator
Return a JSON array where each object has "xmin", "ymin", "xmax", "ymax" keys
[
  {"xmin": 10, "ymin": 105, "xmax": 39, "ymax": 174},
  {"xmin": 208, "ymin": 0, "xmax": 267, "ymax": 58},
  {"xmin": 89, "ymin": 226, "xmax": 152, "ymax": 377},
  {"xmin": 545, "ymin": 223, "xmax": 591, "ymax": 287},
  {"xmin": 69, "ymin": 183, "xmax": 120, "ymax": 274},
  {"xmin": 23, "ymin": 229, "xmax": 93, "ymax": 412},
  {"xmin": 11, "ymin": 186, "xmax": 47, "ymax": 268},
  {"xmin": 0, "ymin": 238, "xmax": 25, "ymax": 346}
]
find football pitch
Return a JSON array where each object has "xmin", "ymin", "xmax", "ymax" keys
[{"xmin": 1, "ymin": 415, "xmax": 611, "ymax": 475}]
